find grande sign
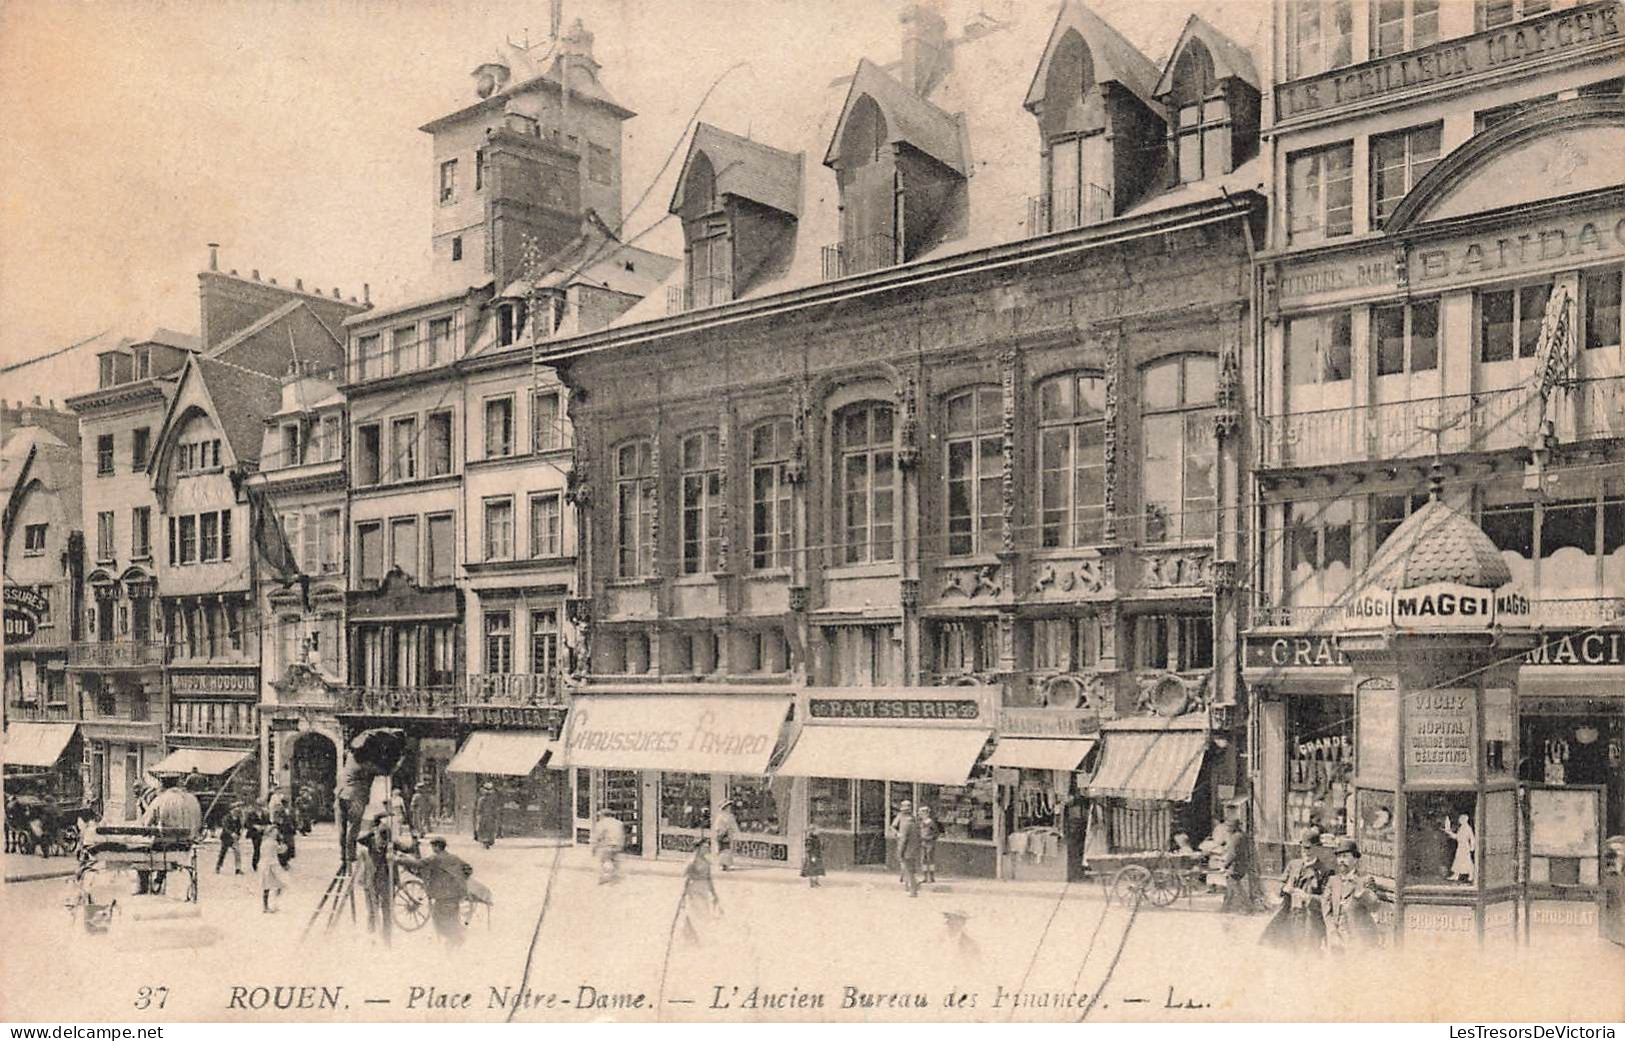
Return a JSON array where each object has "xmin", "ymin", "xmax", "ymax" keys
[
  {"xmin": 1247, "ymin": 628, "xmax": 1624, "ymax": 667},
  {"xmin": 1276, "ymin": 3, "xmax": 1620, "ymax": 120}
]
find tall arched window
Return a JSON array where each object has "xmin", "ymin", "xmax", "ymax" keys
[
  {"xmin": 836, "ymin": 97, "xmax": 900, "ymax": 275},
  {"xmin": 1038, "ymin": 372, "xmax": 1106, "ymax": 548},
  {"xmin": 750, "ymin": 418, "xmax": 794, "ymax": 570},
  {"xmin": 1169, "ymin": 40, "xmax": 1220, "ymax": 184},
  {"xmin": 1140, "ymin": 356, "xmax": 1217, "ymax": 543},
  {"xmin": 679, "ymin": 430, "xmax": 721, "ymax": 575},
  {"xmin": 1041, "ymin": 30, "xmax": 1109, "ymax": 229},
  {"xmin": 682, "ymin": 153, "xmax": 731, "ymax": 308},
  {"xmin": 835, "ymin": 401, "xmax": 896, "ymax": 564},
  {"xmin": 944, "ymin": 387, "xmax": 1003, "ymax": 556},
  {"xmin": 614, "ymin": 439, "xmax": 655, "ymax": 578}
]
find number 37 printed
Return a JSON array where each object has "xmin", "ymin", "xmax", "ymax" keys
[{"xmin": 134, "ymin": 986, "xmax": 169, "ymax": 1010}]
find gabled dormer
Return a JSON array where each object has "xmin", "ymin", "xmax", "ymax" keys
[
  {"xmin": 668, "ymin": 123, "xmax": 802, "ymax": 311},
  {"xmin": 1152, "ymin": 16, "xmax": 1260, "ymax": 186},
  {"xmin": 1024, "ymin": 2, "xmax": 1166, "ymax": 231},
  {"xmin": 822, "ymin": 59, "xmax": 967, "ymax": 279}
]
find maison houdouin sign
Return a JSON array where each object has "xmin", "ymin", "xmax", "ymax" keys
[
  {"xmin": 169, "ymin": 670, "xmax": 259, "ymax": 697},
  {"xmin": 1341, "ymin": 582, "xmax": 1533, "ymax": 633},
  {"xmin": 3, "ymin": 586, "xmax": 48, "ymax": 641},
  {"xmin": 1275, "ymin": 2, "xmax": 1620, "ymax": 120}
]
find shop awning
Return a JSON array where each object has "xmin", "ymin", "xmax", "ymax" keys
[
  {"xmin": 561, "ymin": 695, "xmax": 792, "ymax": 775},
  {"xmin": 775, "ymin": 725, "xmax": 992, "ymax": 785},
  {"xmin": 2, "ymin": 722, "xmax": 77, "ymax": 768},
  {"xmin": 447, "ymin": 731, "xmax": 560, "ymax": 776},
  {"xmin": 1085, "ymin": 730, "xmax": 1207, "ymax": 802},
  {"xmin": 987, "ymin": 736, "xmax": 1097, "ymax": 771},
  {"xmin": 149, "ymin": 747, "xmax": 253, "ymax": 777}
]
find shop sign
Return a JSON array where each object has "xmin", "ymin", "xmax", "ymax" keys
[
  {"xmin": 1275, "ymin": 254, "xmax": 1400, "ymax": 310},
  {"xmin": 1483, "ymin": 789, "xmax": 1518, "ymax": 890},
  {"xmin": 1412, "ymin": 211, "xmax": 1625, "ymax": 294},
  {"xmin": 1529, "ymin": 787, "xmax": 1601, "ymax": 858},
  {"xmin": 1357, "ymin": 679, "xmax": 1398, "ymax": 786},
  {"xmin": 170, "ymin": 671, "xmax": 258, "ymax": 696},
  {"xmin": 1244, "ymin": 634, "xmax": 1348, "ymax": 669},
  {"xmin": 1529, "ymin": 899, "xmax": 1599, "ymax": 943},
  {"xmin": 807, "ymin": 698, "xmax": 981, "ymax": 722},
  {"xmin": 1343, "ymin": 582, "xmax": 1531, "ymax": 633},
  {"xmin": 659, "ymin": 832, "xmax": 703, "ymax": 854},
  {"xmin": 1404, "ymin": 689, "xmax": 1478, "ymax": 784},
  {"xmin": 1525, "ymin": 630, "xmax": 1625, "ymax": 666},
  {"xmin": 457, "ymin": 705, "xmax": 566, "ymax": 731},
  {"xmin": 1275, "ymin": 3, "xmax": 1620, "ymax": 119},
  {"xmin": 4, "ymin": 586, "xmax": 47, "ymax": 641},
  {"xmin": 1402, "ymin": 903, "xmax": 1477, "ymax": 945},
  {"xmin": 1483, "ymin": 901, "xmax": 1518, "ymax": 947},
  {"xmin": 999, "ymin": 708, "xmax": 1097, "ymax": 737}
]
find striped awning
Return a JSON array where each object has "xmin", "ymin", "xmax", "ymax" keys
[
  {"xmin": 1085, "ymin": 730, "xmax": 1207, "ymax": 802},
  {"xmin": 1, "ymin": 723, "xmax": 77, "ymax": 768},
  {"xmin": 149, "ymin": 747, "xmax": 252, "ymax": 776},
  {"xmin": 448, "ymin": 731, "xmax": 560, "ymax": 776}
]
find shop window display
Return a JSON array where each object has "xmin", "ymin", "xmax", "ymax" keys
[
  {"xmin": 660, "ymin": 772, "xmax": 711, "ymax": 831},
  {"xmin": 1404, "ymin": 790, "xmax": 1478, "ymax": 886},
  {"xmin": 915, "ymin": 779, "xmax": 995, "ymax": 842},
  {"xmin": 1356, "ymin": 789, "xmax": 1397, "ymax": 881},
  {"xmin": 727, "ymin": 775, "xmax": 789, "ymax": 836},
  {"xmin": 809, "ymin": 777, "xmax": 853, "ymax": 830},
  {"xmin": 1287, "ymin": 696, "xmax": 1355, "ymax": 839}
]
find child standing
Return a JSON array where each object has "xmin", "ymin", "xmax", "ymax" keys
[
  {"xmin": 917, "ymin": 805, "xmax": 941, "ymax": 884},
  {"xmin": 260, "ymin": 834, "xmax": 291, "ymax": 912},
  {"xmin": 801, "ymin": 826, "xmax": 826, "ymax": 888}
]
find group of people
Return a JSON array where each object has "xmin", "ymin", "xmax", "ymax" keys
[
  {"xmin": 889, "ymin": 800, "xmax": 942, "ymax": 897},
  {"xmin": 1260, "ymin": 829, "xmax": 1383, "ymax": 953},
  {"xmin": 1197, "ymin": 814, "xmax": 1270, "ymax": 915}
]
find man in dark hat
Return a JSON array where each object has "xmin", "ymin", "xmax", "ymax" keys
[
  {"xmin": 397, "ymin": 835, "xmax": 473, "ymax": 947},
  {"xmin": 1321, "ymin": 837, "xmax": 1380, "ymax": 952},
  {"xmin": 473, "ymin": 783, "xmax": 500, "ymax": 849},
  {"xmin": 136, "ymin": 774, "xmax": 202, "ymax": 894},
  {"xmin": 409, "ymin": 782, "xmax": 434, "ymax": 838}
]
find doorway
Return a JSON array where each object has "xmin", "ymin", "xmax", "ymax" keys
[
  {"xmin": 854, "ymin": 779, "xmax": 887, "ymax": 865},
  {"xmin": 289, "ymin": 732, "xmax": 338, "ymax": 823}
]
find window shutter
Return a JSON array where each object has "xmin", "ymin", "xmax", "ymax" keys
[
  {"xmin": 168, "ymin": 517, "xmax": 177, "ymax": 566},
  {"xmin": 221, "ymin": 509, "xmax": 233, "ymax": 561}
]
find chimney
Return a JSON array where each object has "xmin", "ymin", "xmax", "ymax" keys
[
  {"xmin": 900, "ymin": 2, "xmax": 947, "ymax": 95},
  {"xmin": 363, "ymin": 283, "xmax": 371, "ymax": 306},
  {"xmin": 207, "ymin": 243, "xmax": 220, "ymax": 271}
]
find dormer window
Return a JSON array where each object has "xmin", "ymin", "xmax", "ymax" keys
[
  {"xmin": 280, "ymin": 423, "xmax": 303, "ymax": 469},
  {"xmin": 1169, "ymin": 42, "xmax": 1220, "ymax": 184},
  {"xmin": 1154, "ymin": 20, "xmax": 1259, "ymax": 185},
  {"xmin": 678, "ymin": 154, "xmax": 734, "ymax": 309},
  {"xmin": 1037, "ymin": 31, "xmax": 1110, "ymax": 231},
  {"xmin": 133, "ymin": 347, "xmax": 152, "ymax": 380},
  {"xmin": 672, "ymin": 124, "xmax": 801, "ymax": 309},
  {"xmin": 831, "ymin": 96, "xmax": 900, "ymax": 276},
  {"xmin": 497, "ymin": 300, "xmax": 528, "ymax": 347}
]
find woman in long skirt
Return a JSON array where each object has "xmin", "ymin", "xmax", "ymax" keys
[{"xmin": 801, "ymin": 826, "xmax": 826, "ymax": 888}]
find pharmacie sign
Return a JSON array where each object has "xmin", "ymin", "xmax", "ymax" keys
[{"xmin": 1342, "ymin": 583, "xmax": 1532, "ymax": 632}]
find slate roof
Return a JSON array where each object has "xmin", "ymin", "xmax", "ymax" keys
[
  {"xmin": 824, "ymin": 59, "xmax": 966, "ymax": 175},
  {"xmin": 1153, "ymin": 14, "xmax": 1260, "ymax": 95},
  {"xmin": 1025, "ymin": 0, "xmax": 1167, "ymax": 113},
  {"xmin": 674, "ymin": 123, "xmax": 804, "ymax": 218},
  {"xmin": 192, "ymin": 356, "xmax": 283, "ymax": 468},
  {"xmin": 1364, "ymin": 498, "xmax": 1514, "ymax": 591}
]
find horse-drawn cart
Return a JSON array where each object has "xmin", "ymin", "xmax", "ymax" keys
[
  {"xmin": 1085, "ymin": 850, "xmax": 1206, "ymax": 907},
  {"xmin": 79, "ymin": 825, "xmax": 200, "ymax": 902}
]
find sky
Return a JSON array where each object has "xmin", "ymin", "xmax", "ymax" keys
[{"xmin": 0, "ymin": 0, "xmax": 1265, "ymax": 402}]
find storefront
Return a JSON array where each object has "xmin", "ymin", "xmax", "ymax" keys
[
  {"xmin": 775, "ymin": 686, "xmax": 1000, "ymax": 878},
  {"xmin": 2, "ymin": 721, "xmax": 84, "ymax": 803},
  {"xmin": 148, "ymin": 744, "xmax": 258, "ymax": 824},
  {"xmin": 447, "ymin": 703, "xmax": 569, "ymax": 838},
  {"xmin": 989, "ymin": 708, "xmax": 1099, "ymax": 882},
  {"xmin": 563, "ymin": 689, "xmax": 797, "ymax": 864},
  {"xmin": 1082, "ymin": 716, "xmax": 1212, "ymax": 860}
]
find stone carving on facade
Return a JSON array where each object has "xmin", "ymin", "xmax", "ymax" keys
[
  {"xmin": 648, "ymin": 426, "xmax": 662, "ymax": 564},
  {"xmin": 900, "ymin": 577, "xmax": 920, "ymax": 610},
  {"xmin": 1036, "ymin": 671, "xmax": 1111, "ymax": 715},
  {"xmin": 1032, "ymin": 557, "xmax": 1114, "ymax": 596},
  {"xmin": 1000, "ymin": 347, "xmax": 1018, "ymax": 554},
  {"xmin": 895, "ymin": 374, "xmax": 920, "ymax": 471},
  {"xmin": 716, "ymin": 404, "xmax": 731, "ymax": 573},
  {"xmin": 1142, "ymin": 549, "xmax": 1212, "ymax": 589},
  {"xmin": 787, "ymin": 584, "xmax": 809, "ymax": 613},
  {"xmin": 1101, "ymin": 333, "xmax": 1120, "ymax": 541},
  {"xmin": 940, "ymin": 564, "xmax": 1002, "ymax": 600},
  {"xmin": 1214, "ymin": 343, "xmax": 1241, "ymax": 438},
  {"xmin": 565, "ymin": 596, "xmax": 594, "ymax": 679},
  {"xmin": 1135, "ymin": 670, "xmax": 1212, "ymax": 717},
  {"xmin": 1205, "ymin": 558, "xmax": 1238, "ymax": 595},
  {"xmin": 785, "ymin": 379, "xmax": 810, "ymax": 485},
  {"xmin": 269, "ymin": 661, "xmax": 337, "ymax": 702}
]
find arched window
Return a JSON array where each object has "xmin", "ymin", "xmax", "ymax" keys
[
  {"xmin": 749, "ymin": 418, "xmax": 795, "ymax": 570},
  {"xmin": 944, "ymin": 387, "xmax": 1003, "ymax": 556},
  {"xmin": 1038, "ymin": 372, "xmax": 1107, "ymax": 548},
  {"xmin": 679, "ymin": 430, "xmax": 721, "ymax": 575},
  {"xmin": 1169, "ymin": 40, "xmax": 1221, "ymax": 183},
  {"xmin": 614, "ymin": 439, "xmax": 655, "ymax": 578},
  {"xmin": 1041, "ymin": 31, "xmax": 1109, "ymax": 230},
  {"xmin": 1140, "ymin": 356, "xmax": 1217, "ymax": 543},
  {"xmin": 835, "ymin": 97, "xmax": 900, "ymax": 275},
  {"xmin": 682, "ymin": 153, "xmax": 732, "ymax": 307},
  {"xmin": 834, "ymin": 401, "xmax": 896, "ymax": 564}
]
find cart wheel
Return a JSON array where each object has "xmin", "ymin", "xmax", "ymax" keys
[
  {"xmin": 1145, "ymin": 868, "xmax": 1183, "ymax": 907},
  {"xmin": 1111, "ymin": 864, "xmax": 1152, "ymax": 905},
  {"xmin": 394, "ymin": 878, "xmax": 430, "ymax": 931}
]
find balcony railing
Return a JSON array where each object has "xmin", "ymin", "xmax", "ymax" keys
[
  {"xmin": 462, "ymin": 672, "xmax": 564, "ymax": 708},
  {"xmin": 821, "ymin": 233, "xmax": 897, "ymax": 280},
  {"xmin": 667, "ymin": 276, "xmax": 733, "ymax": 314},
  {"xmin": 67, "ymin": 642, "xmax": 169, "ymax": 669},
  {"xmin": 338, "ymin": 685, "xmax": 459, "ymax": 717},
  {"xmin": 1250, "ymin": 596, "xmax": 1625, "ymax": 632},
  {"xmin": 1260, "ymin": 377, "xmax": 1625, "ymax": 470},
  {"xmin": 1028, "ymin": 184, "xmax": 1113, "ymax": 235},
  {"xmin": 6, "ymin": 702, "xmax": 72, "ymax": 722}
]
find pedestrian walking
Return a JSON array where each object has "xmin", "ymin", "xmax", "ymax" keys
[
  {"xmin": 1321, "ymin": 838, "xmax": 1380, "ymax": 953},
  {"xmin": 916, "ymin": 804, "xmax": 940, "ymax": 884},
  {"xmin": 591, "ymin": 809, "xmax": 626, "ymax": 885},
  {"xmin": 215, "ymin": 803, "xmax": 244, "ymax": 874},
  {"xmin": 896, "ymin": 807, "xmax": 923, "ymax": 897},
  {"xmin": 260, "ymin": 833, "xmax": 292, "ymax": 913},
  {"xmin": 1199, "ymin": 817, "xmax": 1230, "ymax": 893},
  {"xmin": 714, "ymin": 799, "xmax": 739, "ymax": 871},
  {"xmin": 1220, "ymin": 813, "xmax": 1266, "ymax": 915},
  {"xmin": 245, "ymin": 801, "xmax": 269, "ymax": 872},
  {"xmin": 397, "ymin": 835, "xmax": 473, "ymax": 947},
  {"xmin": 801, "ymin": 825, "xmax": 826, "ymax": 888},
  {"xmin": 409, "ymin": 782, "xmax": 433, "ymax": 837},
  {"xmin": 474, "ymin": 783, "xmax": 501, "ymax": 849},
  {"xmin": 1260, "ymin": 832, "xmax": 1328, "ymax": 950},
  {"xmin": 679, "ymin": 842, "xmax": 722, "ymax": 945},
  {"xmin": 890, "ymin": 800, "xmax": 914, "ymax": 883}
]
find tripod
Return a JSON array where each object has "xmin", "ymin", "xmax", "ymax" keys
[{"xmin": 303, "ymin": 862, "xmax": 359, "ymax": 937}]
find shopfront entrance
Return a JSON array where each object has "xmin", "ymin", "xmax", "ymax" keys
[
  {"xmin": 289, "ymin": 732, "xmax": 337, "ymax": 823},
  {"xmin": 855, "ymin": 779, "xmax": 887, "ymax": 866}
]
